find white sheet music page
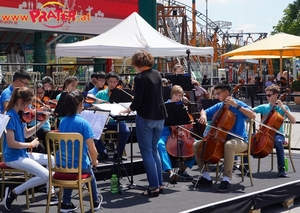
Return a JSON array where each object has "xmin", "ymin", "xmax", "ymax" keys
[
  {"xmin": 80, "ymin": 110, "xmax": 109, "ymax": 140},
  {"xmin": 93, "ymin": 102, "xmax": 136, "ymax": 117},
  {"xmin": 0, "ymin": 114, "xmax": 10, "ymax": 136}
]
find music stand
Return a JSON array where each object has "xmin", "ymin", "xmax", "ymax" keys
[
  {"xmin": 164, "ymin": 74, "xmax": 193, "ymax": 91},
  {"xmin": 164, "ymin": 102, "xmax": 192, "ymax": 182},
  {"xmin": 163, "ymin": 86, "xmax": 171, "ymax": 102},
  {"xmin": 109, "ymin": 88, "xmax": 133, "ymax": 103}
]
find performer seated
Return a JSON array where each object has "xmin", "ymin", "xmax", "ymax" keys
[
  {"xmin": 193, "ymin": 81, "xmax": 255, "ymax": 192},
  {"xmin": 157, "ymin": 85, "xmax": 195, "ymax": 182},
  {"xmin": 88, "ymin": 71, "xmax": 107, "ymax": 96},
  {"xmin": 252, "ymin": 85, "xmax": 296, "ymax": 177},
  {"xmin": 95, "ymin": 71, "xmax": 130, "ymax": 161}
]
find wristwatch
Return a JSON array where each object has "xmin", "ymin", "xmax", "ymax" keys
[{"xmin": 236, "ymin": 104, "xmax": 242, "ymax": 110}]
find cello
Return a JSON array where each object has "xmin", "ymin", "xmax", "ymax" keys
[
  {"xmin": 197, "ymin": 85, "xmax": 240, "ymax": 164},
  {"xmin": 250, "ymin": 93, "xmax": 287, "ymax": 158},
  {"xmin": 166, "ymin": 113, "xmax": 195, "ymax": 159}
]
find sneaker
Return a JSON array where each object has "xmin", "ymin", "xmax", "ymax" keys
[
  {"xmin": 4, "ymin": 187, "xmax": 18, "ymax": 211},
  {"xmin": 192, "ymin": 177, "xmax": 212, "ymax": 187},
  {"xmin": 50, "ymin": 194, "xmax": 59, "ymax": 205},
  {"xmin": 60, "ymin": 202, "xmax": 78, "ymax": 213},
  {"xmin": 177, "ymin": 170, "xmax": 193, "ymax": 181},
  {"xmin": 94, "ymin": 194, "xmax": 103, "ymax": 211},
  {"xmin": 169, "ymin": 171, "xmax": 179, "ymax": 184},
  {"xmin": 217, "ymin": 181, "xmax": 231, "ymax": 192},
  {"xmin": 278, "ymin": 167, "xmax": 287, "ymax": 178},
  {"xmin": 98, "ymin": 152, "xmax": 108, "ymax": 161}
]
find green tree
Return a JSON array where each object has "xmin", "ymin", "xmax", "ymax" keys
[{"xmin": 272, "ymin": 0, "xmax": 300, "ymax": 35}]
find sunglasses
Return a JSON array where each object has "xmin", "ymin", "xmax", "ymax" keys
[{"xmin": 266, "ymin": 93, "xmax": 275, "ymax": 97}]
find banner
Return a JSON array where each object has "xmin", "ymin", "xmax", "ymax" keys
[{"xmin": 0, "ymin": 0, "xmax": 138, "ymax": 34}]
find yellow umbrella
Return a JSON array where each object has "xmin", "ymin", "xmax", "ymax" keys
[{"xmin": 221, "ymin": 33, "xmax": 300, "ymax": 74}]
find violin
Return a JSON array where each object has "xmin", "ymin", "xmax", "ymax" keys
[
  {"xmin": 42, "ymin": 96, "xmax": 58, "ymax": 109},
  {"xmin": 20, "ymin": 108, "xmax": 47, "ymax": 123},
  {"xmin": 84, "ymin": 94, "xmax": 108, "ymax": 104},
  {"xmin": 166, "ymin": 113, "xmax": 195, "ymax": 159},
  {"xmin": 32, "ymin": 97, "xmax": 46, "ymax": 108},
  {"xmin": 251, "ymin": 93, "xmax": 287, "ymax": 158},
  {"xmin": 197, "ymin": 85, "xmax": 240, "ymax": 164}
]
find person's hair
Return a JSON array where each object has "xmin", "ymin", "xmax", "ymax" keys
[
  {"xmin": 62, "ymin": 76, "xmax": 78, "ymax": 91},
  {"xmin": 173, "ymin": 64, "xmax": 184, "ymax": 72},
  {"xmin": 162, "ymin": 78, "xmax": 170, "ymax": 86},
  {"xmin": 95, "ymin": 71, "xmax": 106, "ymax": 80},
  {"xmin": 35, "ymin": 82, "xmax": 44, "ymax": 91},
  {"xmin": 106, "ymin": 71, "xmax": 120, "ymax": 81},
  {"xmin": 131, "ymin": 50, "xmax": 154, "ymax": 68},
  {"xmin": 265, "ymin": 84, "xmax": 280, "ymax": 94},
  {"xmin": 6, "ymin": 87, "xmax": 33, "ymax": 111},
  {"xmin": 170, "ymin": 85, "xmax": 184, "ymax": 97},
  {"xmin": 13, "ymin": 69, "xmax": 31, "ymax": 82},
  {"xmin": 214, "ymin": 81, "xmax": 231, "ymax": 93},
  {"xmin": 64, "ymin": 90, "xmax": 84, "ymax": 116},
  {"xmin": 41, "ymin": 76, "xmax": 54, "ymax": 87}
]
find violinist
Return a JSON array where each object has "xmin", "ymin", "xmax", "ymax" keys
[
  {"xmin": 193, "ymin": 81, "xmax": 255, "ymax": 192},
  {"xmin": 0, "ymin": 69, "xmax": 31, "ymax": 113},
  {"xmin": 95, "ymin": 71, "xmax": 130, "ymax": 161},
  {"xmin": 25, "ymin": 83, "xmax": 52, "ymax": 154},
  {"xmin": 3, "ymin": 87, "xmax": 57, "ymax": 211},
  {"xmin": 157, "ymin": 85, "xmax": 195, "ymax": 182},
  {"xmin": 252, "ymin": 85, "xmax": 296, "ymax": 177},
  {"xmin": 41, "ymin": 76, "xmax": 54, "ymax": 92},
  {"xmin": 84, "ymin": 72, "xmax": 107, "ymax": 108}
]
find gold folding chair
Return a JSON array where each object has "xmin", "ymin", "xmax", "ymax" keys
[
  {"xmin": 45, "ymin": 132, "xmax": 94, "ymax": 213},
  {"xmin": 257, "ymin": 119, "xmax": 296, "ymax": 172}
]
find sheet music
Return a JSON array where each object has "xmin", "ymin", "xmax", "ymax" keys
[
  {"xmin": 80, "ymin": 110, "xmax": 109, "ymax": 140},
  {"xmin": 93, "ymin": 102, "xmax": 136, "ymax": 117},
  {"xmin": 0, "ymin": 114, "xmax": 10, "ymax": 137}
]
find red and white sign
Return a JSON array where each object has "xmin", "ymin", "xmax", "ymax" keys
[{"xmin": 0, "ymin": 0, "xmax": 138, "ymax": 34}]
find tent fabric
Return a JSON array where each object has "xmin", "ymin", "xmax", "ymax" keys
[
  {"xmin": 221, "ymin": 33, "xmax": 300, "ymax": 58},
  {"xmin": 55, "ymin": 12, "xmax": 213, "ymax": 58}
]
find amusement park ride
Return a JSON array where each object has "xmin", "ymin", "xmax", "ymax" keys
[{"xmin": 156, "ymin": 0, "xmax": 274, "ymax": 80}]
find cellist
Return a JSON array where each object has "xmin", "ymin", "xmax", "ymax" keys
[
  {"xmin": 193, "ymin": 81, "xmax": 255, "ymax": 192},
  {"xmin": 252, "ymin": 85, "xmax": 295, "ymax": 177},
  {"xmin": 157, "ymin": 85, "xmax": 197, "ymax": 183}
]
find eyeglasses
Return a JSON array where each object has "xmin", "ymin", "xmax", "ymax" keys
[
  {"xmin": 37, "ymin": 92, "xmax": 45, "ymax": 95},
  {"xmin": 19, "ymin": 79, "xmax": 29, "ymax": 86},
  {"xmin": 266, "ymin": 93, "xmax": 275, "ymax": 97},
  {"xmin": 214, "ymin": 90, "xmax": 226, "ymax": 96}
]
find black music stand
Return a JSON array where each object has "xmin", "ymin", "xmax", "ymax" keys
[
  {"xmin": 109, "ymin": 88, "xmax": 133, "ymax": 103},
  {"xmin": 164, "ymin": 74, "xmax": 193, "ymax": 91},
  {"xmin": 164, "ymin": 102, "xmax": 192, "ymax": 182},
  {"xmin": 163, "ymin": 86, "xmax": 172, "ymax": 102}
]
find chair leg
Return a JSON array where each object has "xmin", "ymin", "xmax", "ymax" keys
[
  {"xmin": 57, "ymin": 187, "xmax": 63, "ymax": 213},
  {"xmin": 88, "ymin": 182, "xmax": 94, "ymax": 213},
  {"xmin": 78, "ymin": 188, "xmax": 84, "ymax": 213},
  {"xmin": 248, "ymin": 155, "xmax": 254, "ymax": 186},
  {"xmin": 288, "ymin": 148, "xmax": 296, "ymax": 172},
  {"xmin": 45, "ymin": 184, "xmax": 52, "ymax": 213},
  {"xmin": 240, "ymin": 156, "xmax": 244, "ymax": 182},
  {"xmin": 271, "ymin": 153, "xmax": 274, "ymax": 170}
]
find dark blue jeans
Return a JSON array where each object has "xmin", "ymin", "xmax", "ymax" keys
[{"xmin": 94, "ymin": 121, "xmax": 130, "ymax": 155}]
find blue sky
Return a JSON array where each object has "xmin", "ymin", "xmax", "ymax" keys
[{"xmin": 178, "ymin": 0, "xmax": 294, "ymax": 36}]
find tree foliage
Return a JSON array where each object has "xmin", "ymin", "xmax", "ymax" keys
[{"xmin": 272, "ymin": 0, "xmax": 300, "ymax": 35}]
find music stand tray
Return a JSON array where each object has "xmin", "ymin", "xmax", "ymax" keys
[{"xmin": 164, "ymin": 74, "xmax": 193, "ymax": 91}]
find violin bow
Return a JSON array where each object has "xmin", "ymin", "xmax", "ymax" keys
[
  {"xmin": 205, "ymin": 123, "xmax": 244, "ymax": 140},
  {"xmin": 118, "ymin": 88, "xmax": 134, "ymax": 99}
]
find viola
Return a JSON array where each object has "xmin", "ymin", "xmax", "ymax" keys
[
  {"xmin": 166, "ymin": 113, "xmax": 195, "ymax": 159},
  {"xmin": 197, "ymin": 85, "xmax": 240, "ymax": 164},
  {"xmin": 250, "ymin": 93, "xmax": 287, "ymax": 158},
  {"xmin": 20, "ymin": 108, "xmax": 47, "ymax": 123}
]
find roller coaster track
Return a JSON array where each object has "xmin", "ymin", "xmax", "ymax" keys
[{"xmin": 158, "ymin": 0, "xmax": 232, "ymax": 52}]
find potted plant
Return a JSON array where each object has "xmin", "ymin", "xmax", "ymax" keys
[{"xmin": 291, "ymin": 80, "xmax": 300, "ymax": 104}]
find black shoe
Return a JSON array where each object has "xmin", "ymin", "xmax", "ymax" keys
[
  {"xmin": 192, "ymin": 177, "xmax": 212, "ymax": 187},
  {"xmin": 278, "ymin": 167, "xmax": 288, "ymax": 178},
  {"xmin": 94, "ymin": 194, "xmax": 103, "ymax": 211},
  {"xmin": 50, "ymin": 194, "xmax": 58, "ymax": 205},
  {"xmin": 169, "ymin": 171, "xmax": 179, "ymax": 184},
  {"xmin": 4, "ymin": 187, "xmax": 17, "ymax": 211},
  {"xmin": 177, "ymin": 170, "xmax": 193, "ymax": 181},
  {"xmin": 113, "ymin": 153, "xmax": 127, "ymax": 161},
  {"xmin": 217, "ymin": 181, "xmax": 231, "ymax": 192},
  {"xmin": 60, "ymin": 202, "xmax": 78, "ymax": 213},
  {"xmin": 98, "ymin": 152, "xmax": 108, "ymax": 161}
]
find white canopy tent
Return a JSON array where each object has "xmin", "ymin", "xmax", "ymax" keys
[{"xmin": 55, "ymin": 12, "xmax": 213, "ymax": 58}]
